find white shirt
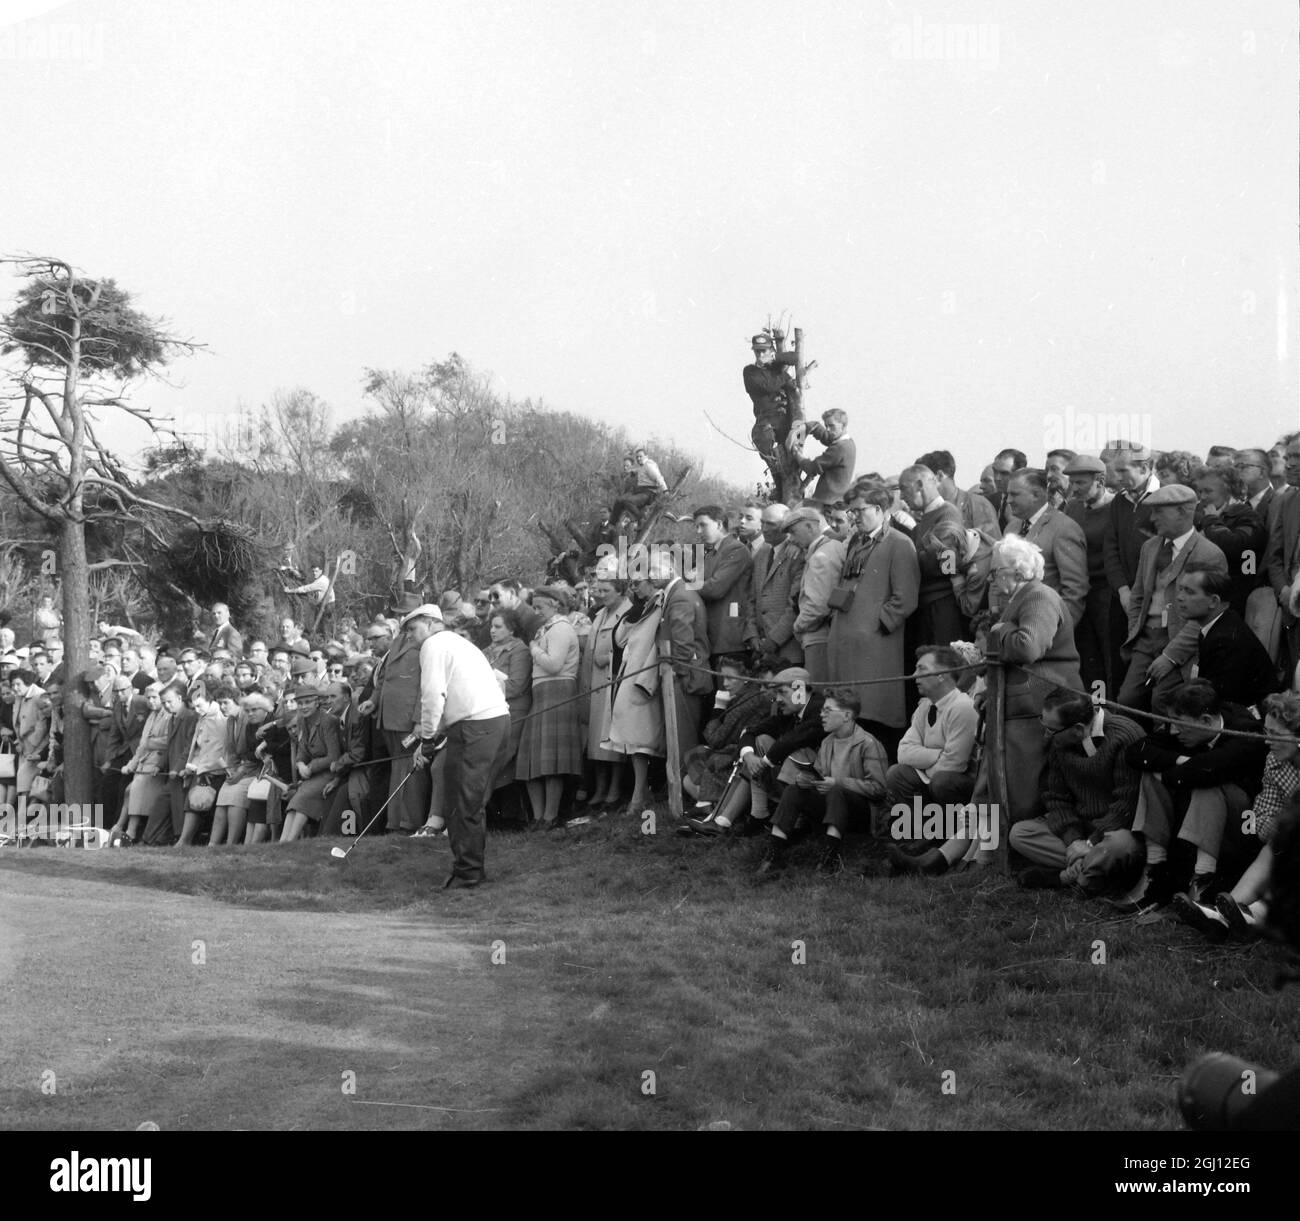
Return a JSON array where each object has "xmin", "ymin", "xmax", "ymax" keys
[
  {"xmin": 1169, "ymin": 527, "xmax": 1196, "ymax": 560},
  {"xmin": 417, "ymin": 630, "xmax": 509, "ymax": 736}
]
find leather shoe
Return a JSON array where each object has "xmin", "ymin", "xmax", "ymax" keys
[
  {"xmin": 686, "ymin": 817, "xmax": 727, "ymax": 837},
  {"xmin": 443, "ymin": 875, "xmax": 482, "ymax": 890},
  {"xmin": 886, "ymin": 845, "xmax": 947, "ymax": 876},
  {"xmin": 1170, "ymin": 892, "xmax": 1228, "ymax": 940}
]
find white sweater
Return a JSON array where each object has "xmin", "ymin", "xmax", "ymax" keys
[{"xmin": 417, "ymin": 631, "xmax": 509, "ymax": 736}]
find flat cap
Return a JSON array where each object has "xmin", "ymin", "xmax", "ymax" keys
[
  {"xmin": 1063, "ymin": 455, "xmax": 1107, "ymax": 475},
  {"xmin": 1146, "ymin": 482, "xmax": 1197, "ymax": 505},
  {"xmin": 780, "ymin": 506, "xmax": 825, "ymax": 532}
]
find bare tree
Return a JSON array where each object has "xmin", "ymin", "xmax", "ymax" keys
[{"xmin": 0, "ymin": 256, "xmax": 201, "ymax": 804}]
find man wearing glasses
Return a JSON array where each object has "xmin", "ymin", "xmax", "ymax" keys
[{"xmin": 1234, "ymin": 449, "xmax": 1279, "ymax": 523}]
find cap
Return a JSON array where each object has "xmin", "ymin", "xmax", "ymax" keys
[
  {"xmin": 751, "ymin": 333, "xmax": 774, "ymax": 351},
  {"xmin": 780, "ymin": 506, "xmax": 825, "ymax": 532},
  {"xmin": 439, "ymin": 591, "xmax": 461, "ymax": 612},
  {"xmin": 1146, "ymin": 483, "xmax": 1197, "ymax": 506},
  {"xmin": 290, "ymin": 682, "xmax": 323, "ymax": 699},
  {"xmin": 399, "ymin": 603, "xmax": 443, "ymax": 629},
  {"xmin": 772, "ymin": 667, "xmax": 812, "ymax": 687},
  {"xmin": 289, "ymin": 656, "xmax": 314, "ymax": 676},
  {"xmin": 1063, "ymin": 455, "xmax": 1107, "ymax": 476}
]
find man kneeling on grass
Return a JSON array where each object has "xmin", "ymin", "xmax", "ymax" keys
[{"xmin": 755, "ymin": 688, "xmax": 888, "ymax": 877}]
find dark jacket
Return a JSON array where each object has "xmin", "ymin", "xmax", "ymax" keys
[
  {"xmin": 1124, "ymin": 702, "xmax": 1267, "ymax": 799},
  {"xmin": 1198, "ymin": 502, "xmax": 1268, "ymax": 616},
  {"xmin": 698, "ymin": 534, "xmax": 753, "ymax": 657},
  {"xmin": 738, "ymin": 693, "xmax": 827, "ymax": 768},
  {"xmin": 1191, "ymin": 609, "xmax": 1277, "ymax": 709}
]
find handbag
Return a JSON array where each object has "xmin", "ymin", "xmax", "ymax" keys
[
  {"xmin": 0, "ymin": 740, "xmax": 15, "ymax": 780},
  {"xmin": 29, "ymin": 773, "xmax": 52, "ymax": 804},
  {"xmin": 247, "ymin": 775, "xmax": 272, "ymax": 802}
]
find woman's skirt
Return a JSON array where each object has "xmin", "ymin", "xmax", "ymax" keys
[
  {"xmin": 126, "ymin": 772, "xmax": 168, "ymax": 822},
  {"xmin": 286, "ymin": 771, "xmax": 333, "ymax": 823},
  {"xmin": 217, "ymin": 773, "xmax": 254, "ymax": 811},
  {"xmin": 515, "ymin": 678, "xmax": 584, "ymax": 779}
]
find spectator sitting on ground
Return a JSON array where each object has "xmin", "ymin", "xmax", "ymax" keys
[
  {"xmin": 884, "ymin": 646, "xmax": 980, "ymax": 848},
  {"xmin": 755, "ymin": 687, "xmax": 889, "ymax": 878},
  {"xmin": 1116, "ymin": 680, "xmax": 1268, "ymax": 914},
  {"xmin": 1006, "ymin": 688, "xmax": 1146, "ymax": 894},
  {"xmin": 1172, "ymin": 691, "xmax": 1300, "ymax": 939},
  {"xmin": 682, "ymin": 658, "xmax": 775, "ymax": 836},
  {"xmin": 730, "ymin": 666, "xmax": 825, "ymax": 836}
]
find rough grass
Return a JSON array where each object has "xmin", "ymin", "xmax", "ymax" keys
[{"xmin": 3, "ymin": 811, "xmax": 1298, "ymax": 1131}]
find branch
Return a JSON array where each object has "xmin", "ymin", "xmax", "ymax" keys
[
  {"xmin": 87, "ymin": 559, "xmax": 151, "ymax": 572},
  {"xmin": 78, "ymin": 473, "xmax": 205, "ymax": 527},
  {"xmin": 0, "ymin": 449, "xmax": 59, "ymax": 522}
]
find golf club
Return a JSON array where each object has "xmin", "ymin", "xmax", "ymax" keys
[{"xmin": 329, "ymin": 735, "xmax": 446, "ymax": 860}]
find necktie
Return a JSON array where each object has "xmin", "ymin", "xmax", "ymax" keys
[
  {"xmin": 926, "ymin": 703, "xmax": 938, "ymax": 728},
  {"xmin": 1018, "ymin": 517, "xmax": 1031, "ymax": 536},
  {"xmin": 1155, "ymin": 539, "xmax": 1174, "ymax": 573}
]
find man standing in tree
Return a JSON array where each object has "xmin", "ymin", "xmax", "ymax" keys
[{"xmin": 743, "ymin": 330, "xmax": 802, "ymax": 461}]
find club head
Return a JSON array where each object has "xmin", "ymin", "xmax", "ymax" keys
[{"xmin": 330, "ymin": 846, "xmax": 348, "ymax": 860}]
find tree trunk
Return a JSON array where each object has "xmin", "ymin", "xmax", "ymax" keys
[{"xmin": 59, "ymin": 518, "xmax": 94, "ymax": 807}]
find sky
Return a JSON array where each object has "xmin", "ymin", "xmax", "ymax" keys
[{"xmin": 1, "ymin": 0, "xmax": 1297, "ymax": 494}]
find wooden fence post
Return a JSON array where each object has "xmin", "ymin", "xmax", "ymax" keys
[
  {"xmin": 985, "ymin": 654, "xmax": 1011, "ymax": 873},
  {"xmin": 658, "ymin": 639, "xmax": 684, "ymax": 820}
]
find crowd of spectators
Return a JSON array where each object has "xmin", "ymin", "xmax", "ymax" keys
[{"xmin": 3, "ymin": 431, "xmax": 1299, "ymax": 934}]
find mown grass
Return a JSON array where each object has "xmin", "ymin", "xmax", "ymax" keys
[{"xmin": 3, "ymin": 810, "xmax": 1298, "ymax": 1130}]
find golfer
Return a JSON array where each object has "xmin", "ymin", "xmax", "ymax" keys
[{"xmin": 403, "ymin": 604, "xmax": 511, "ymax": 889}]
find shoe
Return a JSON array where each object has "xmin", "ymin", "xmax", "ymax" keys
[
  {"xmin": 1170, "ymin": 893, "xmax": 1229, "ymax": 940},
  {"xmin": 119, "ymin": 833, "xmax": 135, "ymax": 848},
  {"xmin": 738, "ymin": 815, "xmax": 767, "ymax": 838},
  {"xmin": 410, "ymin": 825, "xmax": 444, "ymax": 838},
  {"xmin": 754, "ymin": 837, "xmax": 788, "ymax": 878},
  {"xmin": 814, "ymin": 838, "xmax": 844, "ymax": 875},
  {"xmin": 1188, "ymin": 872, "xmax": 1222, "ymax": 907},
  {"xmin": 1107, "ymin": 862, "xmax": 1174, "ymax": 914},
  {"xmin": 1018, "ymin": 866, "xmax": 1066, "ymax": 890},
  {"xmin": 686, "ymin": 816, "xmax": 727, "ymax": 837},
  {"xmin": 1214, "ymin": 893, "xmax": 1261, "ymax": 939},
  {"xmin": 886, "ymin": 845, "xmax": 947, "ymax": 876},
  {"xmin": 442, "ymin": 875, "xmax": 481, "ymax": 890}
]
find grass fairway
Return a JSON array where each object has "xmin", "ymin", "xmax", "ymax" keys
[{"xmin": 2, "ymin": 810, "xmax": 1298, "ymax": 1130}]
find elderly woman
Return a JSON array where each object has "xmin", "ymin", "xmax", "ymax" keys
[
  {"xmin": 1192, "ymin": 464, "xmax": 1267, "ymax": 617},
  {"xmin": 515, "ymin": 586, "xmax": 583, "ymax": 828},
  {"xmin": 602, "ymin": 572, "xmax": 666, "ymax": 817},
  {"xmin": 582, "ymin": 574, "xmax": 631, "ymax": 808},
  {"xmin": 892, "ymin": 535, "xmax": 1082, "ymax": 876},
  {"xmin": 482, "ymin": 606, "xmax": 532, "ymax": 804},
  {"xmin": 113, "ymin": 682, "xmax": 173, "ymax": 847}
]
